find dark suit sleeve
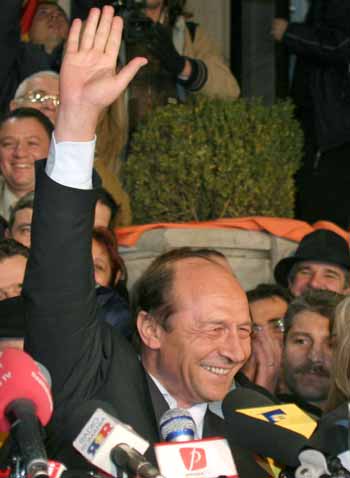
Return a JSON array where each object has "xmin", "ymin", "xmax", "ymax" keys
[
  {"xmin": 283, "ymin": 21, "xmax": 350, "ymax": 66},
  {"xmin": 23, "ymin": 160, "xmax": 105, "ymax": 403}
]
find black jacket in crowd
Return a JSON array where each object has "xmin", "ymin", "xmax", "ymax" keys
[{"xmin": 283, "ymin": 0, "xmax": 350, "ymax": 153}]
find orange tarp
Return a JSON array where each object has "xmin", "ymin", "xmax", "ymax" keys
[{"xmin": 116, "ymin": 217, "xmax": 349, "ymax": 248}]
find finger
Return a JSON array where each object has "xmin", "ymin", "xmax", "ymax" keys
[
  {"xmin": 94, "ymin": 5, "xmax": 115, "ymax": 52},
  {"xmin": 66, "ymin": 18, "xmax": 82, "ymax": 54},
  {"xmin": 80, "ymin": 8, "xmax": 101, "ymax": 51},
  {"xmin": 112, "ymin": 56, "xmax": 148, "ymax": 94},
  {"xmin": 105, "ymin": 15, "xmax": 124, "ymax": 63}
]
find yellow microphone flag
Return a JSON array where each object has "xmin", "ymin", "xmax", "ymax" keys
[{"xmin": 236, "ymin": 403, "xmax": 317, "ymax": 438}]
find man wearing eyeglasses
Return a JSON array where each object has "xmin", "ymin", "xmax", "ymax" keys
[
  {"xmin": 241, "ymin": 284, "xmax": 291, "ymax": 394},
  {"xmin": 10, "ymin": 71, "xmax": 60, "ymax": 124}
]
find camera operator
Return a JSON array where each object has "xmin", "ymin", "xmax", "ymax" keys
[{"xmin": 75, "ymin": 0, "xmax": 240, "ymax": 173}]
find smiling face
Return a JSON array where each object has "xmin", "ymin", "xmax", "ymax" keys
[
  {"xmin": 289, "ymin": 261, "xmax": 347, "ymax": 297},
  {"xmin": 139, "ymin": 258, "xmax": 252, "ymax": 407},
  {"xmin": 283, "ymin": 310, "xmax": 333, "ymax": 407},
  {"xmin": 0, "ymin": 117, "xmax": 50, "ymax": 197}
]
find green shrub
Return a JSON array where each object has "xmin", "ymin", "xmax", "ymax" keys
[{"xmin": 123, "ymin": 96, "xmax": 303, "ymax": 224}]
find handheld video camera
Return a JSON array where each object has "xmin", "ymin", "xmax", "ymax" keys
[{"xmin": 95, "ymin": 0, "xmax": 152, "ymax": 43}]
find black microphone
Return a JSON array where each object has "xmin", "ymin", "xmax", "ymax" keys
[
  {"xmin": 64, "ymin": 400, "xmax": 164, "ymax": 478},
  {"xmin": 111, "ymin": 443, "xmax": 164, "ymax": 478},
  {"xmin": 222, "ymin": 387, "xmax": 310, "ymax": 468}
]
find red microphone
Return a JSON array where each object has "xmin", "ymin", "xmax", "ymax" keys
[{"xmin": 0, "ymin": 348, "xmax": 53, "ymax": 478}]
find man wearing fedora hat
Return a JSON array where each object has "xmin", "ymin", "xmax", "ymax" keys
[{"xmin": 274, "ymin": 229, "xmax": 350, "ymax": 297}]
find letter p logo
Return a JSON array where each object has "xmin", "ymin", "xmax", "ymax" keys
[{"xmin": 180, "ymin": 447, "xmax": 207, "ymax": 471}]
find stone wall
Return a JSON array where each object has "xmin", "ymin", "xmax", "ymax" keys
[{"xmin": 120, "ymin": 227, "xmax": 297, "ymax": 291}]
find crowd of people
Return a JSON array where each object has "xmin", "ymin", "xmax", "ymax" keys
[{"xmin": 0, "ymin": 1, "xmax": 349, "ymax": 477}]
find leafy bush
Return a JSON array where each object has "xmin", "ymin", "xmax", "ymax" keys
[{"xmin": 123, "ymin": 96, "xmax": 303, "ymax": 224}]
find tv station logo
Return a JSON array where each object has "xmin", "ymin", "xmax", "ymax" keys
[
  {"xmin": 87, "ymin": 421, "xmax": 113, "ymax": 457},
  {"xmin": 179, "ymin": 447, "xmax": 207, "ymax": 471}
]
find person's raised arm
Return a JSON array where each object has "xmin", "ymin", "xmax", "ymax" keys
[
  {"xmin": 56, "ymin": 6, "xmax": 146, "ymax": 143},
  {"xmin": 23, "ymin": 7, "xmax": 146, "ymax": 400}
]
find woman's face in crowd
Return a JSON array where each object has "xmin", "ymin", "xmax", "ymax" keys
[{"xmin": 92, "ymin": 239, "xmax": 112, "ymax": 287}]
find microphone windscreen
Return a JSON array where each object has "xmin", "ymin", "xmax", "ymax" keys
[
  {"xmin": 310, "ymin": 402, "xmax": 349, "ymax": 456},
  {"xmin": 223, "ymin": 387, "xmax": 309, "ymax": 467},
  {"xmin": 159, "ymin": 408, "xmax": 196, "ymax": 442},
  {"xmin": 0, "ymin": 348, "xmax": 53, "ymax": 432}
]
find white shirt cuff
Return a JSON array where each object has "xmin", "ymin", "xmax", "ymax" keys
[{"xmin": 45, "ymin": 133, "xmax": 96, "ymax": 190}]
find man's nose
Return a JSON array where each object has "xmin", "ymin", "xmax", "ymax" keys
[{"xmin": 219, "ymin": 329, "xmax": 249, "ymax": 364}]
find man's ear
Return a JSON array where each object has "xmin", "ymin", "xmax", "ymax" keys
[{"xmin": 137, "ymin": 311, "xmax": 162, "ymax": 350}]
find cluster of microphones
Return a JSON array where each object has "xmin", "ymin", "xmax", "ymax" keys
[{"xmin": 0, "ymin": 348, "xmax": 349, "ymax": 478}]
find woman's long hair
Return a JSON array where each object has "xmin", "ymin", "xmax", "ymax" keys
[{"xmin": 326, "ymin": 296, "xmax": 350, "ymax": 411}]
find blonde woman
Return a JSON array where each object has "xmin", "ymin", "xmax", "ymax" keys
[{"xmin": 311, "ymin": 296, "xmax": 350, "ymax": 471}]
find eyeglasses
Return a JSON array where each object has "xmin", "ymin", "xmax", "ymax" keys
[
  {"xmin": 16, "ymin": 90, "xmax": 60, "ymax": 107},
  {"xmin": 252, "ymin": 318, "xmax": 285, "ymax": 334}
]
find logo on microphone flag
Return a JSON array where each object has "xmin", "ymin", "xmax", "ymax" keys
[
  {"xmin": 236, "ymin": 403, "xmax": 317, "ymax": 438},
  {"xmin": 180, "ymin": 447, "xmax": 207, "ymax": 471},
  {"xmin": 155, "ymin": 436, "xmax": 238, "ymax": 478}
]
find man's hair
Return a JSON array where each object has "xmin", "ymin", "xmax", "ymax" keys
[
  {"xmin": 247, "ymin": 283, "xmax": 292, "ymax": 305},
  {"xmin": 284, "ymin": 289, "xmax": 344, "ymax": 338},
  {"xmin": 131, "ymin": 247, "xmax": 229, "ymax": 347},
  {"xmin": 0, "ymin": 107, "xmax": 54, "ymax": 139},
  {"xmin": 288, "ymin": 262, "xmax": 350, "ymax": 288},
  {"xmin": 14, "ymin": 71, "xmax": 59, "ymax": 100},
  {"xmin": 8, "ymin": 192, "xmax": 34, "ymax": 232},
  {"xmin": 96, "ymin": 188, "xmax": 120, "ymax": 228},
  {"xmin": 0, "ymin": 239, "xmax": 29, "ymax": 262}
]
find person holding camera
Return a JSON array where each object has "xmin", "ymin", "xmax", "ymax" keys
[{"xmin": 75, "ymin": 0, "xmax": 240, "ymax": 173}]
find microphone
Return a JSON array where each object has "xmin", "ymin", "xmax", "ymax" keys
[
  {"xmin": 111, "ymin": 443, "xmax": 164, "ymax": 478},
  {"xmin": 156, "ymin": 408, "xmax": 238, "ymax": 478},
  {"xmin": 159, "ymin": 408, "xmax": 196, "ymax": 442},
  {"xmin": 70, "ymin": 400, "xmax": 163, "ymax": 478},
  {"xmin": 222, "ymin": 387, "xmax": 314, "ymax": 468},
  {"xmin": 0, "ymin": 348, "xmax": 53, "ymax": 478}
]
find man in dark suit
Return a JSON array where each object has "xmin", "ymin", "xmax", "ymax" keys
[{"xmin": 23, "ymin": 7, "xmax": 265, "ymax": 477}]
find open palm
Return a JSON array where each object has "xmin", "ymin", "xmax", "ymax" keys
[{"xmin": 59, "ymin": 7, "xmax": 146, "ymax": 115}]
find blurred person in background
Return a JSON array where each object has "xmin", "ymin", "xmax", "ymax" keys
[
  {"xmin": 310, "ymin": 295, "xmax": 350, "ymax": 471},
  {"xmin": 94, "ymin": 187, "xmax": 120, "ymax": 229},
  {"xmin": 93, "ymin": 227, "xmax": 133, "ymax": 338},
  {"xmin": 74, "ymin": 0, "xmax": 240, "ymax": 174},
  {"xmin": 272, "ymin": 0, "xmax": 350, "ymax": 229},
  {"xmin": 10, "ymin": 73, "xmax": 132, "ymax": 225},
  {"xmin": 241, "ymin": 283, "xmax": 291, "ymax": 394},
  {"xmin": 278, "ymin": 289, "xmax": 343, "ymax": 418},
  {"xmin": 1, "ymin": 0, "xmax": 69, "ymax": 115},
  {"xmin": 0, "ymin": 108, "xmax": 53, "ymax": 220},
  {"xmin": 5, "ymin": 192, "xmax": 34, "ymax": 248},
  {"xmin": 10, "ymin": 70, "xmax": 60, "ymax": 124},
  {"xmin": 0, "ymin": 239, "xmax": 29, "ymax": 301}
]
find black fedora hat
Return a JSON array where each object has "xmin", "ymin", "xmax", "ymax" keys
[{"xmin": 274, "ymin": 229, "xmax": 350, "ymax": 287}]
